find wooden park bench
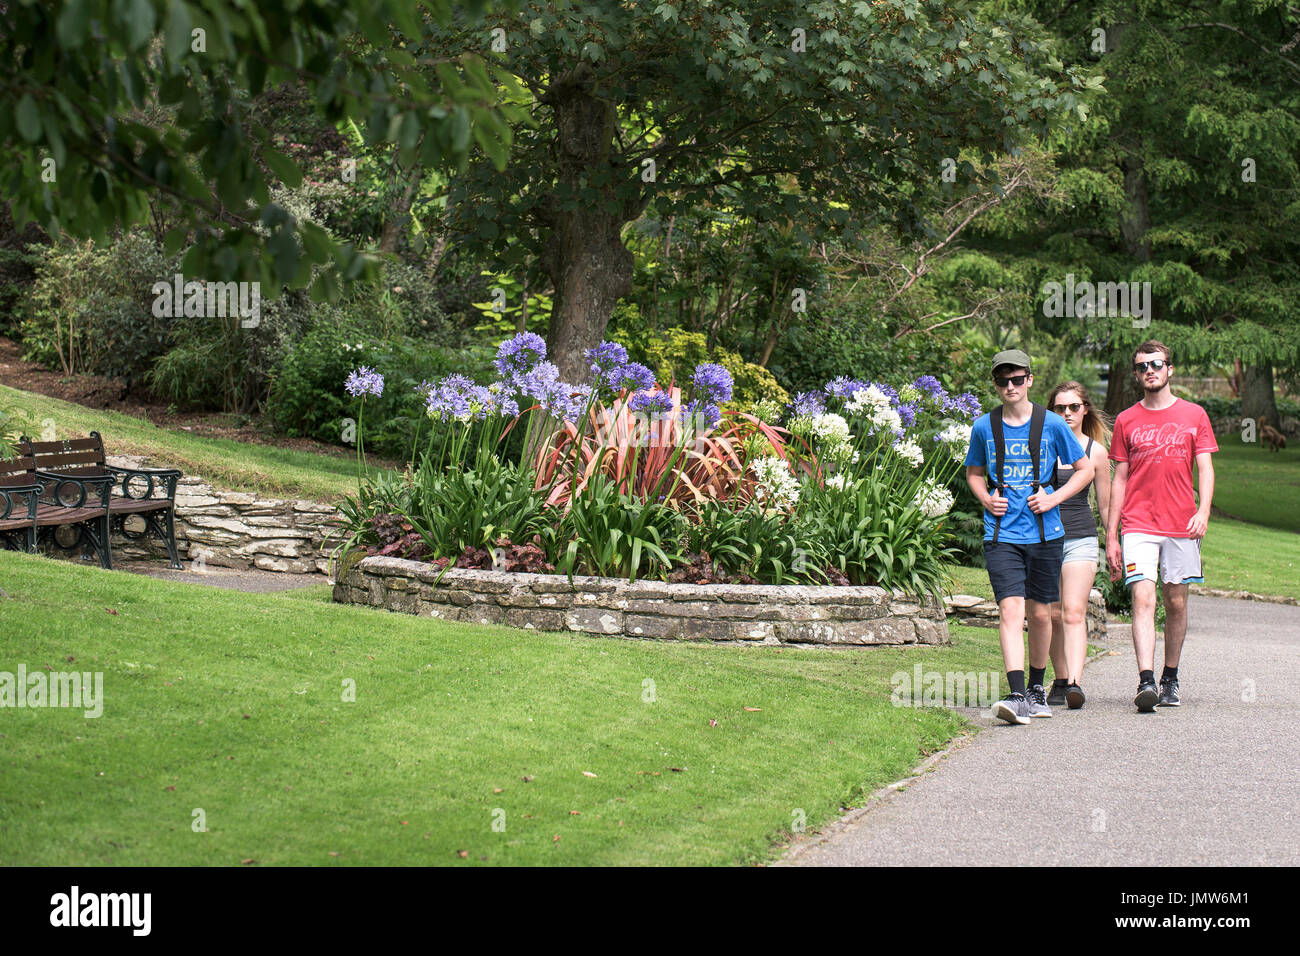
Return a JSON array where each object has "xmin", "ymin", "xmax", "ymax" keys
[
  {"xmin": 1, "ymin": 449, "xmax": 114, "ymax": 566},
  {"xmin": 18, "ymin": 431, "xmax": 184, "ymax": 570}
]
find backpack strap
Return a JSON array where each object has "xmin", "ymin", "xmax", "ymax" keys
[
  {"xmin": 1029, "ymin": 402, "xmax": 1047, "ymax": 543},
  {"xmin": 990, "ymin": 406, "xmax": 1006, "ymax": 544}
]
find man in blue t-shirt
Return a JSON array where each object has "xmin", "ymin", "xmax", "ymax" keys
[{"xmin": 964, "ymin": 349, "xmax": 1094, "ymax": 725}]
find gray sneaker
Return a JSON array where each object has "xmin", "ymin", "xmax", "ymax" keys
[
  {"xmin": 1026, "ymin": 684, "xmax": 1053, "ymax": 718},
  {"xmin": 992, "ymin": 692, "xmax": 1031, "ymax": 725}
]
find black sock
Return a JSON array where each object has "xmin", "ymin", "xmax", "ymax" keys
[
  {"xmin": 1007, "ymin": 670, "xmax": 1026, "ymax": 695},
  {"xmin": 1051, "ymin": 677, "xmax": 1068, "ymax": 687},
  {"xmin": 1028, "ymin": 666, "xmax": 1046, "ymax": 688},
  {"xmin": 1162, "ymin": 666, "xmax": 1179, "ymax": 682},
  {"xmin": 1140, "ymin": 669, "xmax": 1155, "ymax": 685}
]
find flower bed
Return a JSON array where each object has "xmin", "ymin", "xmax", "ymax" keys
[
  {"xmin": 335, "ymin": 556, "xmax": 949, "ymax": 647},
  {"xmin": 330, "ymin": 333, "xmax": 981, "ymax": 601}
]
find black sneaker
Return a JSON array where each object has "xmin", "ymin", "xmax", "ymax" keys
[
  {"xmin": 1046, "ymin": 679, "xmax": 1068, "ymax": 707},
  {"xmin": 1066, "ymin": 682, "xmax": 1086, "ymax": 709},
  {"xmin": 991, "ymin": 692, "xmax": 1031, "ymax": 725},
  {"xmin": 1134, "ymin": 680, "xmax": 1159, "ymax": 712},
  {"xmin": 1158, "ymin": 678, "xmax": 1181, "ymax": 707}
]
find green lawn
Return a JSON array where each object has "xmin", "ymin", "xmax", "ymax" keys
[
  {"xmin": 944, "ymin": 515, "xmax": 1300, "ymax": 602},
  {"xmin": 0, "ymin": 551, "xmax": 1009, "ymax": 867},
  {"xmin": 1205, "ymin": 431, "xmax": 1300, "ymax": 532},
  {"xmin": 2, "ymin": 384, "xmax": 358, "ymax": 502}
]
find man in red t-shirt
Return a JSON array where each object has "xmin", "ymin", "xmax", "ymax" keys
[{"xmin": 1106, "ymin": 340, "xmax": 1218, "ymax": 712}]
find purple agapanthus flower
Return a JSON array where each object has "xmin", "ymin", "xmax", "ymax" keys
[
  {"xmin": 606, "ymin": 361, "xmax": 655, "ymax": 395},
  {"xmin": 875, "ymin": 382, "xmax": 900, "ymax": 405},
  {"xmin": 944, "ymin": 391, "xmax": 983, "ymax": 420},
  {"xmin": 792, "ymin": 390, "xmax": 826, "ymax": 418},
  {"xmin": 494, "ymin": 332, "xmax": 547, "ymax": 380},
  {"xmin": 824, "ymin": 376, "xmax": 870, "ymax": 400},
  {"xmin": 425, "ymin": 373, "xmax": 494, "ymax": 421},
  {"xmin": 344, "ymin": 366, "xmax": 384, "ymax": 398},
  {"xmin": 691, "ymin": 363, "xmax": 733, "ymax": 405},
  {"xmin": 629, "ymin": 389, "xmax": 674, "ymax": 417},
  {"xmin": 585, "ymin": 341, "xmax": 629, "ymax": 377},
  {"xmin": 897, "ymin": 401, "xmax": 920, "ymax": 429},
  {"xmin": 679, "ymin": 399, "xmax": 722, "ymax": 431}
]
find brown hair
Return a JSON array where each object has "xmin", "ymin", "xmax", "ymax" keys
[
  {"xmin": 1132, "ymin": 340, "xmax": 1172, "ymax": 366},
  {"xmin": 1048, "ymin": 381, "xmax": 1111, "ymax": 446}
]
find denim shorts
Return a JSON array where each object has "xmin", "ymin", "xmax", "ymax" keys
[
  {"xmin": 983, "ymin": 538, "xmax": 1065, "ymax": 604},
  {"xmin": 1061, "ymin": 536, "xmax": 1100, "ymax": 564}
]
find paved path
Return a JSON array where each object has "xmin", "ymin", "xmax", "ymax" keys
[
  {"xmin": 112, "ymin": 559, "xmax": 326, "ymax": 594},
  {"xmin": 784, "ymin": 596, "xmax": 1300, "ymax": 866}
]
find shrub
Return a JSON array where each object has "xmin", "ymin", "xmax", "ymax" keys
[{"xmin": 638, "ymin": 328, "xmax": 789, "ymax": 413}]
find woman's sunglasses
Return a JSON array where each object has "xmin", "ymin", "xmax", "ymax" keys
[
  {"xmin": 1133, "ymin": 359, "xmax": 1168, "ymax": 373},
  {"xmin": 994, "ymin": 374, "xmax": 1029, "ymax": 388},
  {"xmin": 1053, "ymin": 402, "xmax": 1085, "ymax": 414}
]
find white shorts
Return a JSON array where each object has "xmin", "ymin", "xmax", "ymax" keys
[
  {"xmin": 1062, "ymin": 536, "xmax": 1099, "ymax": 564},
  {"xmin": 1121, "ymin": 532, "xmax": 1204, "ymax": 586}
]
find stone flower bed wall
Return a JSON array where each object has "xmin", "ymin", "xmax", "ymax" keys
[
  {"xmin": 105, "ymin": 454, "xmax": 340, "ymax": 573},
  {"xmin": 944, "ymin": 590, "xmax": 1109, "ymax": 645},
  {"xmin": 335, "ymin": 555, "xmax": 950, "ymax": 647}
]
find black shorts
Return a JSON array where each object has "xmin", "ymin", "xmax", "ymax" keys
[{"xmin": 983, "ymin": 539, "xmax": 1065, "ymax": 605}]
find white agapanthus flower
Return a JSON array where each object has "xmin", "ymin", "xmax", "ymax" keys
[
  {"xmin": 750, "ymin": 398, "xmax": 783, "ymax": 423},
  {"xmin": 845, "ymin": 385, "xmax": 892, "ymax": 418},
  {"xmin": 826, "ymin": 474, "xmax": 854, "ymax": 492},
  {"xmin": 750, "ymin": 456, "xmax": 801, "ymax": 509},
  {"xmin": 913, "ymin": 483, "xmax": 955, "ymax": 519},
  {"xmin": 809, "ymin": 412, "xmax": 851, "ymax": 445},
  {"xmin": 937, "ymin": 420, "xmax": 974, "ymax": 463},
  {"xmin": 895, "ymin": 437, "xmax": 925, "ymax": 468},
  {"xmin": 867, "ymin": 404, "xmax": 903, "ymax": 437}
]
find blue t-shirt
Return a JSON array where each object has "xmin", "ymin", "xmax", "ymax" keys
[{"xmin": 964, "ymin": 408, "xmax": 1085, "ymax": 543}]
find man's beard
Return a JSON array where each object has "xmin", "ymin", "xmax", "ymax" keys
[{"xmin": 1143, "ymin": 378, "xmax": 1166, "ymax": 393}]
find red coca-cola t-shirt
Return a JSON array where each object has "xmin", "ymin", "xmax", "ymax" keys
[{"xmin": 1110, "ymin": 398, "xmax": 1218, "ymax": 537}]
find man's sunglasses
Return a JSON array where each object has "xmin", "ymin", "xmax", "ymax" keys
[
  {"xmin": 1053, "ymin": 402, "xmax": 1085, "ymax": 414},
  {"xmin": 994, "ymin": 374, "xmax": 1029, "ymax": 388},
  {"xmin": 1133, "ymin": 359, "xmax": 1168, "ymax": 373}
]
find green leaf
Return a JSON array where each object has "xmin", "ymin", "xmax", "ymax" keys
[
  {"xmin": 56, "ymin": 0, "xmax": 90, "ymax": 48},
  {"xmin": 123, "ymin": 0, "xmax": 157, "ymax": 50},
  {"xmin": 16, "ymin": 94, "xmax": 42, "ymax": 142},
  {"xmin": 165, "ymin": 2, "xmax": 194, "ymax": 62},
  {"xmin": 263, "ymin": 148, "xmax": 303, "ymax": 188}
]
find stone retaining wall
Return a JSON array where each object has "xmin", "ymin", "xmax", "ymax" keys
[
  {"xmin": 944, "ymin": 589, "xmax": 1109, "ymax": 645},
  {"xmin": 335, "ymin": 555, "xmax": 950, "ymax": 647},
  {"xmin": 104, "ymin": 454, "xmax": 340, "ymax": 573}
]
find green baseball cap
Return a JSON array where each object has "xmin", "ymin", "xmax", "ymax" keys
[{"xmin": 991, "ymin": 349, "xmax": 1031, "ymax": 374}]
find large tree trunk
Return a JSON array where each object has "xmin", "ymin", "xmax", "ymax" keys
[
  {"xmin": 1240, "ymin": 362, "xmax": 1280, "ymax": 432},
  {"xmin": 537, "ymin": 64, "xmax": 637, "ymax": 383},
  {"xmin": 1106, "ymin": 120, "xmax": 1152, "ymax": 416}
]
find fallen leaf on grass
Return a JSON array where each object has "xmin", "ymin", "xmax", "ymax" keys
[
  {"xmin": 493, "ymin": 788, "xmax": 503, "ymax": 794},
  {"xmin": 743, "ymin": 706, "xmax": 762, "ymax": 712},
  {"xmin": 328, "ymin": 851, "xmax": 340, "ymax": 857},
  {"xmin": 669, "ymin": 767, "xmax": 685, "ymax": 773},
  {"xmin": 708, "ymin": 719, "xmax": 718, "ymax": 727},
  {"xmin": 105, "ymin": 608, "xmax": 118, "ymax": 615},
  {"xmin": 240, "ymin": 858, "xmax": 255, "ymax": 865},
  {"xmin": 521, "ymin": 775, "xmax": 534, "ymax": 782},
  {"xmin": 164, "ymin": 786, "xmax": 175, "ymax": 792},
  {"xmin": 569, "ymin": 810, "xmax": 581, "ymax": 816},
  {"xmin": 553, "ymin": 835, "xmax": 561, "ymax": 843},
  {"xmin": 581, "ymin": 771, "xmax": 597, "ymax": 778},
  {"xmin": 457, "ymin": 850, "xmax": 468, "ymax": 858}
]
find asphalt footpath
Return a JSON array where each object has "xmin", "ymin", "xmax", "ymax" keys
[{"xmin": 783, "ymin": 595, "xmax": 1300, "ymax": 866}]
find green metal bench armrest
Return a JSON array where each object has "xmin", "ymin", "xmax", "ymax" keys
[
  {"xmin": 104, "ymin": 464, "xmax": 181, "ymax": 500},
  {"xmin": 34, "ymin": 470, "xmax": 114, "ymax": 509},
  {"xmin": 0, "ymin": 484, "xmax": 41, "ymax": 521}
]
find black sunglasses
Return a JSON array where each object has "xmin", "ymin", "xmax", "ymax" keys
[
  {"xmin": 1053, "ymin": 402, "xmax": 1085, "ymax": 414},
  {"xmin": 994, "ymin": 373, "xmax": 1029, "ymax": 388},
  {"xmin": 1133, "ymin": 359, "xmax": 1168, "ymax": 373}
]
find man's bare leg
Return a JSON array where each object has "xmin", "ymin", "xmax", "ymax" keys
[
  {"xmin": 1162, "ymin": 582, "xmax": 1189, "ymax": 668},
  {"xmin": 1130, "ymin": 579, "xmax": 1158, "ymax": 672}
]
